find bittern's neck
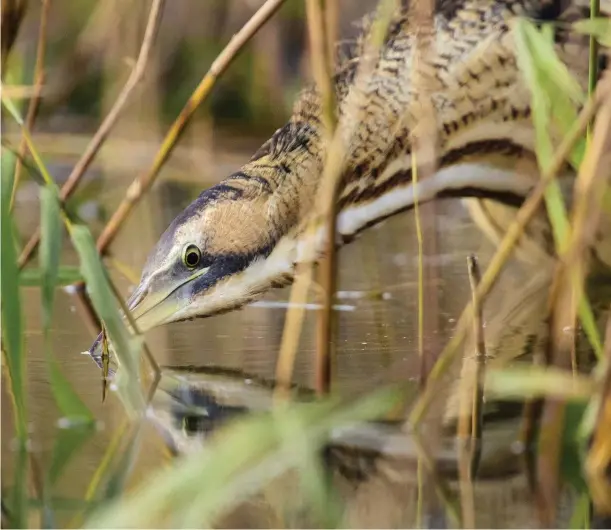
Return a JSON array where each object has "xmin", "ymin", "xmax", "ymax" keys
[
  {"xmin": 225, "ymin": 139, "xmax": 541, "ymax": 290},
  {"xmin": 209, "ymin": 0, "xmax": 587, "ymax": 290}
]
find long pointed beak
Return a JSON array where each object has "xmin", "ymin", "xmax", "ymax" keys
[
  {"xmin": 86, "ymin": 268, "xmax": 209, "ymax": 371},
  {"xmin": 128, "ymin": 285, "xmax": 185, "ymax": 332},
  {"xmin": 87, "ymin": 285, "xmax": 180, "ymax": 371},
  {"xmin": 86, "ymin": 284, "xmax": 149, "ymax": 371}
]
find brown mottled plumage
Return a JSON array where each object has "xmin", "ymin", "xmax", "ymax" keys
[{"xmin": 88, "ymin": 0, "xmax": 605, "ymax": 361}]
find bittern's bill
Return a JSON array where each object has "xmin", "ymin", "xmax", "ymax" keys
[{"xmin": 88, "ymin": 0, "xmax": 610, "ymax": 365}]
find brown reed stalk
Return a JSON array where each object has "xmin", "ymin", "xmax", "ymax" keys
[
  {"xmin": 17, "ymin": 0, "xmax": 165, "ymax": 269},
  {"xmin": 9, "ymin": 0, "xmax": 50, "ymax": 213},
  {"xmin": 457, "ymin": 255, "xmax": 486, "ymax": 529},
  {"xmin": 273, "ymin": 0, "xmax": 397, "ymax": 400},
  {"xmin": 306, "ymin": 0, "xmax": 338, "ymax": 397},
  {"xmin": 94, "ymin": 0, "xmax": 289, "ymax": 255},
  {"xmin": 586, "ymin": 306, "xmax": 611, "ymax": 514},
  {"xmin": 406, "ymin": 0, "xmax": 443, "ymax": 523}
]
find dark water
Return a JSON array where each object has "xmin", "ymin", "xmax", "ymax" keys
[{"xmin": 2, "ymin": 147, "xmax": 581, "ymax": 527}]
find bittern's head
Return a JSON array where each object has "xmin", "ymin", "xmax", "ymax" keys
[{"xmin": 121, "ymin": 181, "xmax": 292, "ymax": 333}]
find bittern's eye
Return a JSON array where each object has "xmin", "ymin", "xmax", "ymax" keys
[{"xmin": 182, "ymin": 244, "xmax": 202, "ymax": 269}]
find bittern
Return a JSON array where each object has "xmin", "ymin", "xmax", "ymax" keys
[{"xmin": 88, "ymin": 0, "xmax": 610, "ymax": 365}]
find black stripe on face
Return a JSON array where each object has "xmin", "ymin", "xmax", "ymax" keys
[{"xmin": 187, "ymin": 241, "xmax": 276, "ymax": 299}]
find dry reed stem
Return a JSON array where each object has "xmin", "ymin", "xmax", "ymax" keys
[
  {"xmin": 408, "ymin": 82, "xmax": 608, "ymax": 429},
  {"xmin": 457, "ymin": 255, "xmax": 486, "ymax": 529},
  {"xmin": 324, "ymin": 0, "xmax": 338, "ymax": 70},
  {"xmin": 273, "ymin": 0, "xmax": 396, "ymax": 400},
  {"xmin": 306, "ymin": 0, "xmax": 338, "ymax": 396},
  {"xmin": 564, "ymin": 73, "xmax": 611, "ymax": 301},
  {"xmin": 407, "ymin": 0, "xmax": 442, "ymax": 523},
  {"xmin": 535, "ymin": 79, "xmax": 611, "ymax": 525},
  {"xmin": 94, "ymin": 0, "xmax": 289, "ymax": 254},
  {"xmin": 274, "ymin": 265, "xmax": 315, "ymax": 398},
  {"xmin": 409, "ymin": 429, "xmax": 461, "ymax": 526},
  {"xmin": 9, "ymin": 0, "xmax": 50, "ymax": 213},
  {"xmin": 306, "ymin": 0, "xmax": 336, "ymax": 134},
  {"xmin": 586, "ymin": 306, "xmax": 611, "ymax": 514},
  {"xmin": 534, "ymin": 312, "xmax": 571, "ymax": 525},
  {"xmin": 16, "ymin": 0, "xmax": 165, "ymax": 269}
]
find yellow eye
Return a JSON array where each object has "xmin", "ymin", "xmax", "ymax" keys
[{"xmin": 182, "ymin": 244, "xmax": 201, "ymax": 269}]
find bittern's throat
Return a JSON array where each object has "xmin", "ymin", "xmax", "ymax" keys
[{"xmin": 88, "ymin": 0, "xmax": 595, "ymax": 366}]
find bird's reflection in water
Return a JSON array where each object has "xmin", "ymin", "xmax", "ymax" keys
[
  {"xmin": 146, "ymin": 364, "xmax": 573, "ymax": 529},
  {"xmin": 137, "ymin": 252, "xmax": 611, "ymax": 529}
]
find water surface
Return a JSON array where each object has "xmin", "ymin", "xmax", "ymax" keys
[{"xmin": 2, "ymin": 142, "xmax": 552, "ymax": 526}]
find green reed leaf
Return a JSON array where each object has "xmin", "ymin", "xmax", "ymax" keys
[
  {"xmin": 1, "ymin": 147, "xmax": 17, "ymax": 203},
  {"xmin": 39, "ymin": 159, "xmax": 95, "ymax": 500},
  {"xmin": 513, "ymin": 19, "xmax": 572, "ymax": 247},
  {"xmin": 513, "ymin": 22, "xmax": 564, "ymax": 231},
  {"xmin": 19, "ymin": 266, "xmax": 83, "ymax": 287},
  {"xmin": 569, "ymin": 491, "xmax": 592, "ymax": 530},
  {"xmin": 1, "ymin": 139, "xmax": 27, "ymax": 530},
  {"xmin": 1, "ymin": 160, "xmax": 22, "ymax": 386},
  {"xmin": 578, "ymin": 295, "xmax": 603, "ymax": 359},
  {"xmin": 573, "ymin": 18, "xmax": 611, "ymax": 47},
  {"xmin": 560, "ymin": 402, "xmax": 589, "ymax": 493},
  {"xmin": 522, "ymin": 22, "xmax": 585, "ymax": 105},
  {"xmin": 69, "ymin": 225, "xmax": 144, "ymax": 413},
  {"xmin": 40, "ymin": 187, "xmax": 62, "ymax": 331},
  {"xmin": 47, "ymin": 425, "xmax": 96, "ymax": 487}
]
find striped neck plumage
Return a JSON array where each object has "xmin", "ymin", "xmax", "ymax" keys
[{"xmin": 86, "ymin": 0, "xmax": 589, "ymax": 347}]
